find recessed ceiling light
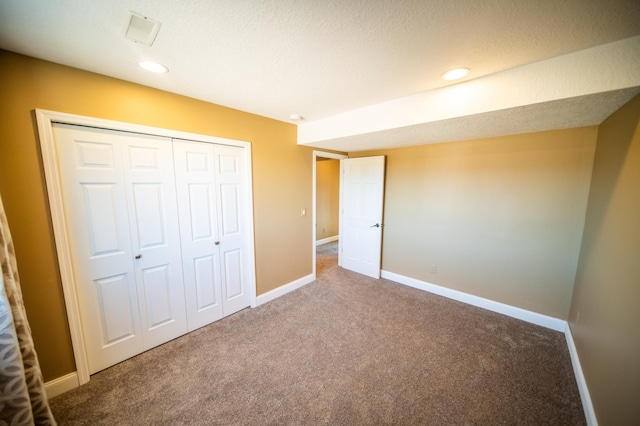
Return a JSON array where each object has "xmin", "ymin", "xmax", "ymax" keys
[
  {"xmin": 442, "ymin": 68, "xmax": 470, "ymax": 81},
  {"xmin": 290, "ymin": 114, "xmax": 304, "ymax": 122},
  {"xmin": 138, "ymin": 61, "xmax": 169, "ymax": 73}
]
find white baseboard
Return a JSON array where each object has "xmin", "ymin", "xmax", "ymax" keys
[
  {"xmin": 565, "ymin": 324, "xmax": 598, "ymax": 426},
  {"xmin": 381, "ymin": 270, "xmax": 597, "ymax": 423},
  {"xmin": 381, "ymin": 270, "xmax": 567, "ymax": 332},
  {"xmin": 45, "ymin": 371, "xmax": 79, "ymax": 399},
  {"xmin": 316, "ymin": 235, "xmax": 338, "ymax": 246},
  {"xmin": 255, "ymin": 273, "xmax": 315, "ymax": 306}
]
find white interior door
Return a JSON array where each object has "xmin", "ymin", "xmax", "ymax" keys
[
  {"xmin": 54, "ymin": 124, "xmax": 187, "ymax": 374},
  {"xmin": 340, "ymin": 156, "xmax": 386, "ymax": 279},
  {"xmin": 173, "ymin": 140, "xmax": 224, "ymax": 330},
  {"xmin": 214, "ymin": 144, "xmax": 251, "ymax": 316},
  {"xmin": 122, "ymin": 133, "xmax": 187, "ymax": 350},
  {"xmin": 54, "ymin": 124, "xmax": 142, "ymax": 374}
]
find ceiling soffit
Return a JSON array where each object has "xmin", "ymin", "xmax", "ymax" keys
[{"xmin": 298, "ymin": 36, "xmax": 640, "ymax": 151}]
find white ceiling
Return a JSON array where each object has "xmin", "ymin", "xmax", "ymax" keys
[{"xmin": 1, "ymin": 0, "xmax": 639, "ymax": 151}]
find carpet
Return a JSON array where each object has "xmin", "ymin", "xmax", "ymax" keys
[{"xmin": 49, "ymin": 241, "xmax": 585, "ymax": 424}]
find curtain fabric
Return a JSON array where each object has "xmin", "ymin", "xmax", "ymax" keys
[{"xmin": 0, "ymin": 194, "xmax": 56, "ymax": 425}]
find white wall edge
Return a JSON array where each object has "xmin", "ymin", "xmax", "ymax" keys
[
  {"xmin": 565, "ymin": 323, "xmax": 598, "ymax": 426},
  {"xmin": 316, "ymin": 235, "xmax": 339, "ymax": 246},
  {"xmin": 255, "ymin": 274, "xmax": 315, "ymax": 307},
  {"xmin": 45, "ymin": 372, "xmax": 79, "ymax": 400},
  {"xmin": 381, "ymin": 270, "xmax": 566, "ymax": 332}
]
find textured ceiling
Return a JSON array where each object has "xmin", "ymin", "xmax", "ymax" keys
[{"xmin": 1, "ymin": 0, "xmax": 640, "ymax": 151}]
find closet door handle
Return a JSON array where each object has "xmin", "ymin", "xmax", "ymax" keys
[
  {"xmin": 214, "ymin": 241, "xmax": 220, "ymax": 245},
  {"xmin": 135, "ymin": 254, "xmax": 142, "ymax": 259}
]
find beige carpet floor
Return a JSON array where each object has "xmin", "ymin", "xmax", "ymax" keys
[{"xmin": 49, "ymin": 241, "xmax": 585, "ymax": 425}]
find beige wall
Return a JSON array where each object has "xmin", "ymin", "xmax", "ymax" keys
[
  {"xmin": 316, "ymin": 159, "xmax": 340, "ymax": 240},
  {"xmin": 3, "ymin": 47, "xmax": 637, "ymax": 420},
  {"xmin": 569, "ymin": 95, "xmax": 640, "ymax": 425},
  {"xmin": 0, "ymin": 50, "xmax": 313, "ymax": 381},
  {"xmin": 351, "ymin": 127, "xmax": 597, "ymax": 319}
]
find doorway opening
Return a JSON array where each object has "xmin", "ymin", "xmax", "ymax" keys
[
  {"xmin": 312, "ymin": 151, "xmax": 347, "ymax": 279},
  {"xmin": 316, "ymin": 239, "xmax": 339, "ymax": 277}
]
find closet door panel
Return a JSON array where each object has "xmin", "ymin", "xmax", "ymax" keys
[
  {"xmin": 214, "ymin": 145, "xmax": 251, "ymax": 316},
  {"xmin": 173, "ymin": 141, "xmax": 223, "ymax": 330},
  {"xmin": 194, "ymin": 255, "xmax": 218, "ymax": 309},
  {"xmin": 188, "ymin": 184, "xmax": 215, "ymax": 240},
  {"xmin": 223, "ymin": 249, "xmax": 243, "ymax": 299},
  {"xmin": 53, "ymin": 125, "xmax": 143, "ymax": 374},
  {"xmin": 132, "ymin": 184, "xmax": 166, "ymax": 248},
  {"xmin": 219, "ymin": 184, "xmax": 240, "ymax": 235},
  {"xmin": 82, "ymin": 184, "xmax": 121, "ymax": 254},
  {"xmin": 121, "ymin": 135, "xmax": 188, "ymax": 349},
  {"xmin": 141, "ymin": 264, "xmax": 174, "ymax": 328},
  {"xmin": 95, "ymin": 274, "xmax": 137, "ymax": 344}
]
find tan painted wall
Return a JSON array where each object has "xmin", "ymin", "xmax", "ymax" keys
[
  {"xmin": 0, "ymin": 50, "xmax": 313, "ymax": 381},
  {"xmin": 351, "ymin": 127, "xmax": 597, "ymax": 319},
  {"xmin": 316, "ymin": 159, "xmax": 340, "ymax": 240},
  {"xmin": 569, "ymin": 94, "xmax": 640, "ymax": 425}
]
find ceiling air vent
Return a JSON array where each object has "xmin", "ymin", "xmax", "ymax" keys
[{"xmin": 124, "ymin": 11, "xmax": 161, "ymax": 46}]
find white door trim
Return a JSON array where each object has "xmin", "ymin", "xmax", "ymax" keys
[
  {"xmin": 312, "ymin": 150, "xmax": 347, "ymax": 279},
  {"xmin": 36, "ymin": 109, "xmax": 257, "ymax": 386}
]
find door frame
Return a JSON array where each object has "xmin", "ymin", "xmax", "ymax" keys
[
  {"xmin": 36, "ymin": 109, "xmax": 257, "ymax": 386},
  {"xmin": 312, "ymin": 150, "xmax": 347, "ymax": 278}
]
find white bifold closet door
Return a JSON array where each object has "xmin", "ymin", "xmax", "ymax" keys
[
  {"xmin": 173, "ymin": 140, "xmax": 251, "ymax": 330},
  {"xmin": 53, "ymin": 125, "xmax": 251, "ymax": 375},
  {"xmin": 54, "ymin": 124, "xmax": 188, "ymax": 374}
]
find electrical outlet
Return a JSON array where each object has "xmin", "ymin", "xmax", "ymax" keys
[
  {"xmin": 576, "ymin": 310, "xmax": 581, "ymax": 325},
  {"xmin": 430, "ymin": 265, "xmax": 437, "ymax": 274}
]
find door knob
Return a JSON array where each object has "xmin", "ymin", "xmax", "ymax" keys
[
  {"xmin": 370, "ymin": 223, "xmax": 381, "ymax": 228},
  {"xmin": 135, "ymin": 254, "xmax": 142, "ymax": 259},
  {"xmin": 215, "ymin": 241, "xmax": 220, "ymax": 245}
]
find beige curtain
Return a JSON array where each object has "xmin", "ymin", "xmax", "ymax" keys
[{"xmin": 0, "ymin": 194, "xmax": 56, "ymax": 425}]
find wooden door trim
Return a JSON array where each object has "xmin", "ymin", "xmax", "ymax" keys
[{"xmin": 36, "ymin": 109, "xmax": 257, "ymax": 386}]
